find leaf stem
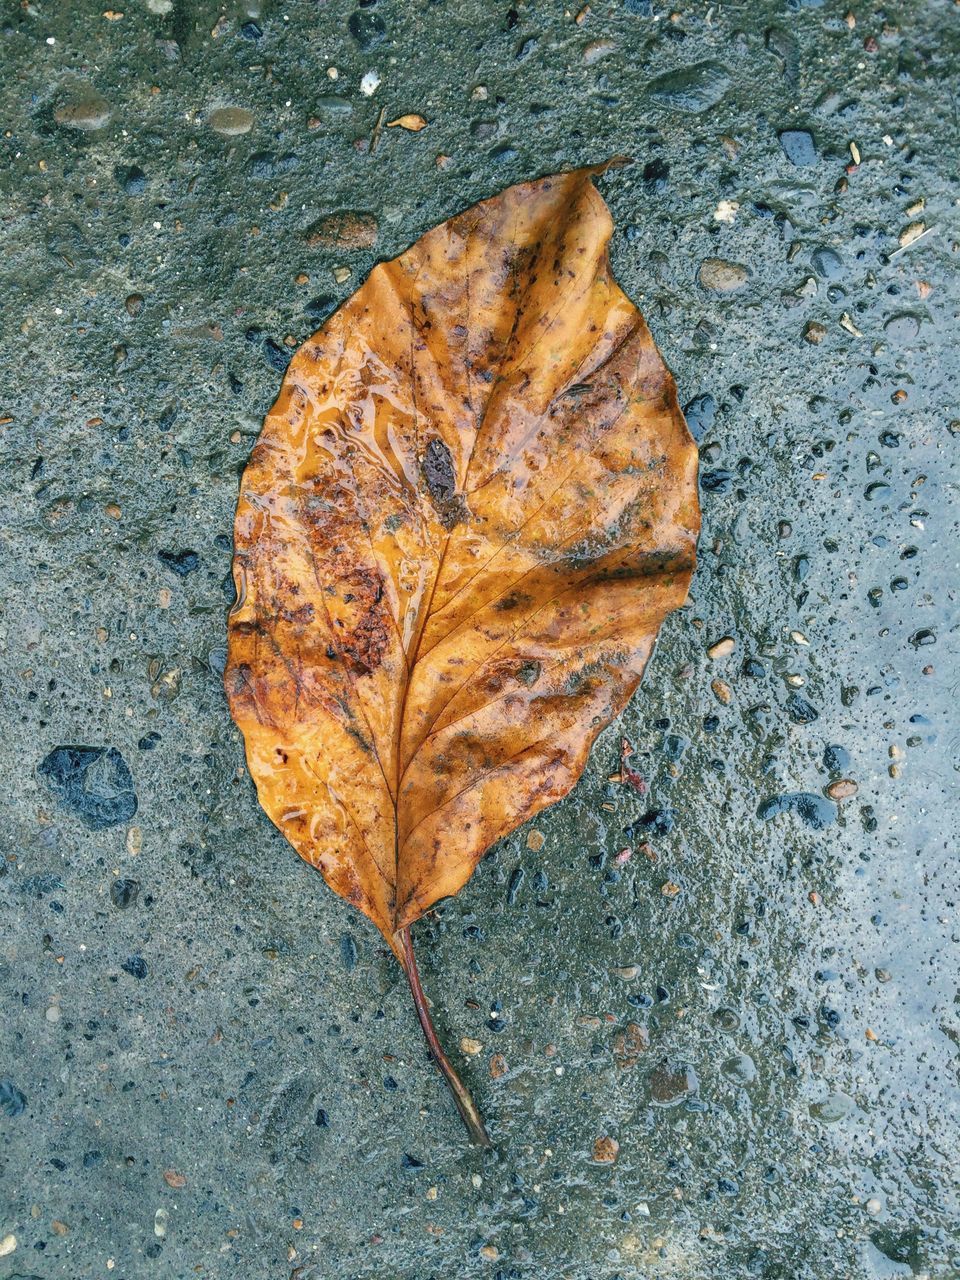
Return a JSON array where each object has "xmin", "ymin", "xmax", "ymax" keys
[{"xmin": 397, "ymin": 924, "xmax": 493, "ymax": 1148}]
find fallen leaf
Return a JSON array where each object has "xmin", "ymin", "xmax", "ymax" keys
[
  {"xmin": 226, "ymin": 164, "xmax": 700, "ymax": 1143},
  {"xmin": 387, "ymin": 113, "xmax": 428, "ymax": 131}
]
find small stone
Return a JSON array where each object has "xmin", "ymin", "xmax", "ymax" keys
[
  {"xmin": 649, "ymin": 1060, "xmax": 698, "ymax": 1107},
  {"xmin": 613, "ymin": 1022, "xmax": 649, "ymax": 1068},
  {"xmin": 647, "ymin": 60, "xmax": 730, "ymax": 113},
  {"xmin": 154, "ymin": 1208, "xmax": 168, "ymax": 1238},
  {"xmin": 875, "ymin": 967, "xmax": 892, "ymax": 983},
  {"xmin": 839, "ymin": 312, "xmax": 863, "ymax": 337},
  {"xmin": 55, "ymin": 90, "xmax": 112, "ymax": 131},
  {"xmin": 698, "ymin": 258, "xmax": 750, "ymax": 293},
  {"xmin": 583, "ymin": 38, "xmax": 615, "ymax": 64},
  {"xmin": 460, "ymin": 1037, "xmax": 483, "ymax": 1056},
  {"xmin": 126, "ymin": 826, "xmax": 143, "ymax": 856},
  {"xmin": 332, "ymin": 266, "xmax": 351, "ymax": 284},
  {"xmin": 713, "ymin": 199, "xmax": 738, "ymax": 223},
  {"xmin": 0, "ymin": 1234, "xmax": 15, "ymax": 1257},
  {"xmin": 526, "ymin": 829, "xmax": 545, "ymax": 852},
  {"xmin": 661, "ymin": 881, "xmax": 681, "ymax": 898},
  {"xmin": 311, "ymin": 96, "xmax": 354, "ymax": 125},
  {"xmin": 125, "ymin": 293, "xmax": 144, "ymax": 317},
  {"xmin": 51, "ymin": 1220, "xmax": 70, "ymax": 1236},
  {"xmin": 39, "ymin": 746, "xmax": 138, "ymax": 830},
  {"xmin": 208, "ymin": 107, "xmax": 255, "ymax": 136},
  {"xmin": 489, "ymin": 1053, "xmax": 507, "ymax": 1079},
  {"xmin": 711, "ymin": 678, "xmax": 732, "ymax": 705},
  {"xmin": 592, "ymin": 1135, "xmax": 619, "ymax": 1163},
  {"xmin": 305, "ymin": 210, "xmax": 378, "ymax": 250},
  {"xmin": 804, "ymin": 321, "xmax": 827, "ymax": 344},
  {"xmin": 360, "ymin": 70, "xmax": 381, "ymax": 96},
  {"xmin": 45, "ymin": 1005, "xmax": 60, "ymax": 1023},
  {"xmin": 479, "ymin": 1244, "xmax": 499, "ymax": 1261},
  {"xmin": 348, "ymin": 9, "xmax": 386, "ymax": 50},
  {"xmin": 707, "ymin": 636, "xmax": 735, "ymax": 660},
  {"xmin": 110, "ymin": 877, "xmax": 140, "ymax": 908},
  {"xmin": 865, "ymin": 1197, "xmax": 882, "ymax": 1215},
  {"xmin": 811, "ymin": 247, "xmax": 844, "ymax": 280},
  {"xmin": 682, "ymin": 393, "xmax": 715, "ymax": 440},
  {"xmin": 158, "ymin": 549, "xmax": 199, "ymax": 577},
  {"xmin": 779, "ymin": 129, "xmax": 817, "ymax": 166},
  {"xmin": 899, "ymin": 221, "xmax": 925, "ymax": 249},
  {"xmin": 826, "ymin": 778, "xmax": 857, "ymax": 800},
  {"xmin": 163, "ymin": 1169, "xmax": 186, "ymax": 1189}
]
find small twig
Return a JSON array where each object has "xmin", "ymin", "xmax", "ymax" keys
[
  {"xmin": 398, "ymin": 924, "xmax": 492, "ymax": 1148},
  {"xmin": 369, "ymin": 106, "xmax": 386, "ymax": 155}
]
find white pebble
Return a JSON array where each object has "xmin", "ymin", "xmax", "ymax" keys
[
  {"xmin": 865, "ymin": 1197, "xmax": 882, "ymax": 1215},
  {"xmin": 360, "ymin": 70, "xmax": 381, "ymax": 96},
  {"xmin": 0, "ymin": 1235, "xmax": 16, "ymax": 1258}
]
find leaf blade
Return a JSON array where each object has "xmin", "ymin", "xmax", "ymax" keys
[{"xmin": 226, "ymin": 165, "xmax": 700, "ymax": 947}]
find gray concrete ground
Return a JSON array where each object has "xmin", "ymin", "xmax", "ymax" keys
[{"xmin": 1, "ymin": 1, "xmax": 958, "ymax": 1277}]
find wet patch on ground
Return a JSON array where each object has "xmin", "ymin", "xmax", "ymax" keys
[{"xmin": 0, "ymin": 1, "xmax": 957, "ymax": 1277}]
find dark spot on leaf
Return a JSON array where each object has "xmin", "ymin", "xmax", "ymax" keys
[{"xmin": 421, "ymin": 437, "xmax": 456, "ymax": 502}]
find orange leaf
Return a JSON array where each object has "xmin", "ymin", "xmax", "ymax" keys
[{"xmin": 226, "ymin": 165, "xmax": 699, "ymax": 1142}]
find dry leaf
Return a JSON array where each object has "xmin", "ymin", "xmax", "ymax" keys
[
  {"xmin": 226, "ymin": 164, "xmax": 699, "ymax": 1143},
  {"xmin": 387, "ymin": 113, "xmax": 428, "ymax": 131}
]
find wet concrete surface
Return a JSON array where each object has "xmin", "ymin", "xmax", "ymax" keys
[{"xmin": 1, "ymin": 1, "xmax": 958, "ymax": 1277}]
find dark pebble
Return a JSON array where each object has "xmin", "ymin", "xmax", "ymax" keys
[
  {"xmin": 757, "ymin": 791, "xmax": 836, "ymax": 829},
  {"xmin": 401, "ymin": 1153, "xmax": 424, "ymax": 1170},
  {"xmin": 138, "ymin": 731, "xmax": 161, "ymax": 751},
  {"xmin": 643, "ymin": 156, "xmax": 669, "ymax": 191},
  {"xmin": 700, "ymin": 468, "xmax": 733, "ymax": 494},
  {"xmin": 647, "ymin": 61, "xmax": 730, "ymax": 113},
  {"xmin": 248, "ymin": 152, "xmax": 300, "ymax": 180},
  {"xmin": 305, "ymin": 295, "xmax": 336, "ymax": 320},
  {"xmin": 348, "ymin": 9, "xmax": 386, "ymax": 48},
  {"xmin": 110, "ymin": 878, "xmax": 140, "ymax": 909},
  {"xmin": 19, "ymin": 872, "xmax": 64, "ymax": 897},
  {"xmin": 626, "ymin": 808, "xmax": 677, "ymax": 839},
  {"xmin": 823, "ymin": 743, "xmax": 850, "ymax": 774},
  {"xmin": 340, "ymin": 933, "xmax": 358, "ymax": 971},
  {"xmin": 158, "ymin": 549, "xmax": 200, "ymax": 577},
  {"xmin": 683, "ymin": 393, "xmax": 715, "ymax": 441},
  {"xmin": 0, "ymin": 1078, "xmax": 27, "ymax": 1117},
  {"xmin": 779, "ymin": 129, "xmax": 817, "ymax": 165},
  {"xmin": 38, "ymin": 746, "xmax": 137, "ymax": 831},
  {"xmin": 811, "ymin": 246, "xmax": 843, "ymax": 279},
  {"xmin": 786, "ymin": 693, "xmax": 819, "ymax": 724},
  {"xmin": 121, "ymin": 955, "xmax": 148, "ymax": 979}
]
